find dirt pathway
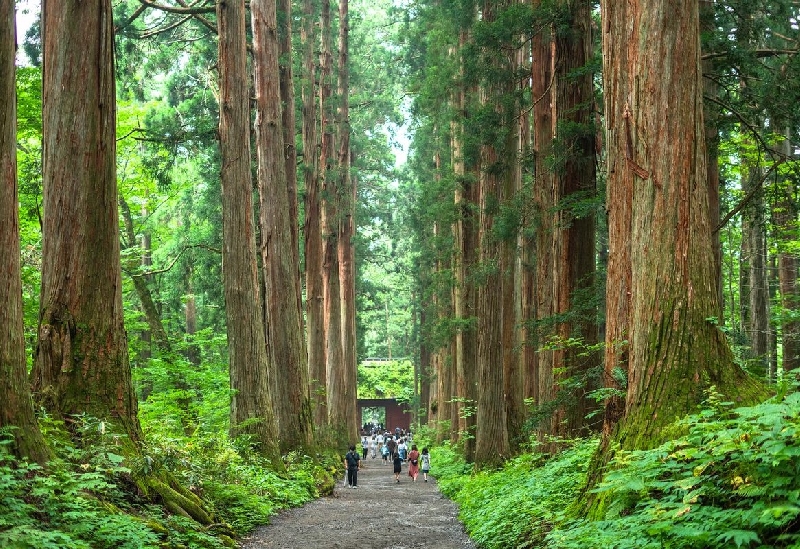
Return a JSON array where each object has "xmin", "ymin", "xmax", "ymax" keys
[{"xmin": 239, "ymin": 457, "xmax": 476, "ymax": 549}]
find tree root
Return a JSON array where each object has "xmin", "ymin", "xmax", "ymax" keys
[{"xmin": 142, "ymin": 475, "xmax": 212, "ymax": 524}]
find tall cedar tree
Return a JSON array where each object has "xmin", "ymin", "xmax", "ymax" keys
[
  {"xmin": 252, "ymin": 0, "xmax": 314, "ymax": 452},
  {"xmin": 32, "ymin": 0, "xmax": 214, "ymax": 522},
  {"xmin": 777, "ymin": 136, "xmax": 800, "ymax": 372},
  {"xmin": 596, "ymin": 0, "xmax": 765, "ymax": 476},
  {"xmin": 452, "ymin": 28, "xmax": 478, "ymax": 462},
  {"xmin": 337, "ymin": 0, "xmax": 359, "ymax": 442},
  {"xmin": 32, "ymin": 0, "xmax": 141, "ymax": 443},
  {"xmin": 0, "ymin": 0, "xmax": 50, "ymax": 463},
  {"xmin": 532, "ymin": 0, "xmax": 598, "ymax": 443},
  {"xmin": 473, "ymin": 0, "xmax": 510, "ymax": 468},
  {"xmin": 218, "ymin": 0, "xmax": 282, "ymax": 460},
  {"xmin": 302, "ymin": 0, "xmax": 328, "ymax": 431},
  {"xmin": 319, "ymin": 0, "xmax": 348, "ymax": 444}
]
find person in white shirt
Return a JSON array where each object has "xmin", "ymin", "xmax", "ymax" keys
[{"xmin": 397, "ymin": 439, "xmax": 407, "ymax": 461}]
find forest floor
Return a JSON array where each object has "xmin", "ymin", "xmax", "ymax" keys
[{"xmin": 239, "ymin": 456, "xmax": 476, "ymax": 549}]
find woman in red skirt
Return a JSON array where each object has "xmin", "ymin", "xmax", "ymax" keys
[{"xmin": 407, "ymin": 444, "xmax": 420, "ymax": 482}]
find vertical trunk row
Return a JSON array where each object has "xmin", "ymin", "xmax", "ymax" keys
[
  {"xmin": 337, "ymin": 0, "xmax": 359, "ymax": 442},
  {"xmin": 301, "ymin": 0, "xmax": 327, "ymax": 431},
  {"xmin": 218, "ymin": 0, "xmax": 281, "ymax": 459},
  {"xmin": 252, "ymin": 0, "xmax": 314, "ymax": 452},
  {"xmin": 531, "ymin": 0, "xmax": 598, "ymax": 446}
]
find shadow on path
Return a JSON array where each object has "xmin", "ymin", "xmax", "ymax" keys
[{"xmin": 239, "ymin": 457, "xmax": 476, "ymax": 548}]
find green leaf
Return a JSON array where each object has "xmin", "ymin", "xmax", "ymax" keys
[{"xmin": 714, "ymin": 529, "xmax": 760, "ymax": 548}]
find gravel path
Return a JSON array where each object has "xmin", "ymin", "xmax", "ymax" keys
[{"xmin": 239, "ymin": 456, "xmax": 476, "ymax": 549}]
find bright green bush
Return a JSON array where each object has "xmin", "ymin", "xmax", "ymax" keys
[
  {"xmin": 430, "ymin": 389, "xmax": 800, "ymax": 549},
  {"xmin": 434, "ymin": 439, "xmax": 598, "ymax": 549},
  {"xmin": 0, "ymin": 415, "xmax": 331, "ymax": 549},
  {"xmin": 0, "ymin": 441, "xmax": 161, "ymax": 549},
  {"xmin": 550, "ymin": 390, "xmax": 800, "ymax": 549}
]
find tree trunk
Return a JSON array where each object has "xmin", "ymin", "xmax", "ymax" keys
[
  {"xmin": 741, "ymin": 164, "xmax": 770, "ymax": 378},
  {"xmin": 337, "ymin": 0, "xmax": 359, "ymax": 443},
  {"xmin": 301, "ymin": 0, "xmax": 326, "ymax": 431},
  {"xmin": 596, "ymin": 0, "xmax": 764, "ymax": 466},
  {"xmin": 419, "ymin": 307, "xmax": 432, "ymax": 426},
  {"xmin": 0, "ymin": 0, "xmax": 50, "ymax": 463},
  {"xmin": 776, "ymin": 134, "xmax": 800, "ymax": 374},
  {"xmin": 218, "ymin": 0, "xmax": 281, "ymax": 461},
  {"xmin": 278, "ymin": 0, "xmax": 300, "ymax": 310},
  {"xmin": 474, "ymin": 0, "xmax": 510, "ymax": 462},
  {"xmin": 701, "ymin": 0, "xmax": 723, "ymax": 319},
  {"xmin": 32, "ymin": 0, "xmax": 141, "ymax": 442},
  {"xmin": 532, "ymin": 0, "xmax": 598, "ymax": 445},
  {"xmin": 119, "ymin": 196, "xmax": 171, "ymax": 354},
  {"xmin": 319, "ymin": 0, "xmax": 347, "ymax": 444},
  {"xmin": 432, "ymin": 147, "xmax": 453, "ymax": 443},
  {"xmin": 251, "ymin": 0, "xmax": 314, "ymax": 452},
  {"xmin": 475, "ymin": 135, "xmax": 509, "ymax": 466},
  {"xmin": 451, "ymin": 45, "xmax": 477, "ymax": 457},
  {"xmin": 502, "ymin": 21, "xmax": 523, "ymax": 451}
]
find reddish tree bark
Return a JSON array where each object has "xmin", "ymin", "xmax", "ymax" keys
[
  {"xmin": 32, "ymin": 0, "xmax": 141, "ymax": 442},
  {"xmin": 251, "ymin": 0, "xmax": 314, "ymax": 451},
  {"xmin": 0, "ymin": 0, "xmax": 49, "ymax": 463},
  {"xmin": 218, "ymin": 0, "xmax": 281, "ymax": 459}
]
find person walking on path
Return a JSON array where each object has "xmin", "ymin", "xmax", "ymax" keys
[
  {"xmin": 407, "ymin": 444, "xmax": 420, "ymax": 481},
  {"xmin": 386, "ymin": 435, "xmax": 397, "ymax": 459},
  {"xmin": 344, "ymin": 444, "xmax": 361, "ymax": 488},
  {"xmin": 420, "ymin": 447, "xmax": 431, "ymax": 482},
  {"xmin": 380, "ymin": 441, "xmax": 389, "ymax": 465},
  {"xmin": 392, "ymin": 450, "xmax": 403, "ymax": 483},
  {"xmin": 361, "ymin": 436, "xmax": 369, "ymax": 459}
]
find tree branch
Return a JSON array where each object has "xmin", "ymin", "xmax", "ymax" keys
[
  {"xmin": 134, "ymin": 244, "xmax": 222, "ymax": 277},
  {"xmin": 702, "ymin": 48, "xmax": 800, "ymax": 61},
  {"xmin": 137, "ymin": 0, "xmax": 216, "ymax": 16},
  {"xmin": 714, "ymin": 161, "xmax": 782, "ymax": 234}
]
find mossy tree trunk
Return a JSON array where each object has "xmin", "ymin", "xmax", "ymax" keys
[
  {"xmin": 31, "ymin": 0, "xmax": 219, "ymax": 524},
  {"xmin": 0, "ymin": 0, "xmax": 50, "ymax": 463},
  {"xmin": 32, "ymin": 0, "xmax": 141, "ymax": 443},
  {"xmin": 592, "ymin": 0, "xmax": 765, "ymax": 496}
]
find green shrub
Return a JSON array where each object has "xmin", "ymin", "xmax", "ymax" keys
[
  {"xmin": 433, "ymin": 439, "xmax": 598, "ymax": 549},
  {"xmin": 0, "ymin": 416, "xmax": 329, "ymax": 549},
  {"xmin": 550, "ymin": 390, "xmax": 800, "ymax": 548}
]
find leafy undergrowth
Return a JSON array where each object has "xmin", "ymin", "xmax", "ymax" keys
[
  {"xmin": 434, "ymin": 438, "xmax": 597, "ymax": 549},
  {"xmin": 0, "ymin": 417, "xmax": 338, "ymax": 549},
  {"xmin": 434, "ymin": 389, "xmax": 800, "ymax": 549}
]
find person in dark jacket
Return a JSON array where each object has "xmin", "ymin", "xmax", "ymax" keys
[{"xmin": 344, "ymin": 444, "xmax": 361, "ymax": 488}]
